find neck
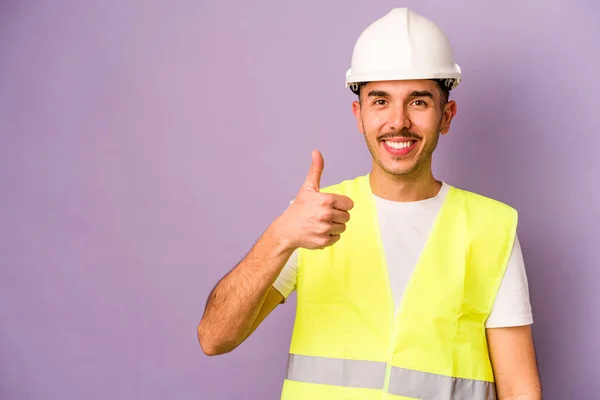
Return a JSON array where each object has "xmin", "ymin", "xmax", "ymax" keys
[{"xmin": 369, "ymin": 160, "xmax": 442, "ymax": 202}]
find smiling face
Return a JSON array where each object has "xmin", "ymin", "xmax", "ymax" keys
[{"xmin": 352, "ymin": 80, "xmax": 457, "ymax": 178}]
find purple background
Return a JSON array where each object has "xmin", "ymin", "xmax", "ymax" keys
[{"xmin": 1, "ymin": 1, "xmax": 599, "ymax": 399}]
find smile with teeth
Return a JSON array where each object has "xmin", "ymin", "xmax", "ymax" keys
[{"xmin": 385, "ymin": 140, "xmax": 415, "ymax": 149}]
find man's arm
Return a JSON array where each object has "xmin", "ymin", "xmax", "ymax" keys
[
  {"xmin": 197, "ymin": 150, "xmax": 353, "ymax": 356},
  {"xmin": 487, "ymin": 325, "xmax": 542, "ymax": 399},
  {"xmin": 197, "ymin": 224, "xmax": 294, "ymax": 356}
]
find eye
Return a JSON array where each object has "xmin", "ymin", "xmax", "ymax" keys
[
  {"xmin": 373, "ymin": 99, "xmax": 387, "ymax": 106},
  {"xmin": 411, "ymin": 100, "xmax": 428, "ymax": 107}
]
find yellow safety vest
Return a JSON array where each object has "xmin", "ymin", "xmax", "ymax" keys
[{"xmin": 280, "ymin": 175, "xmax": 518, "ymax": 400}]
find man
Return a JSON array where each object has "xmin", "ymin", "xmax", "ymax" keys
[{"xmin": 198, "ymin": 8, "xmax": 542, "ymax": 400}]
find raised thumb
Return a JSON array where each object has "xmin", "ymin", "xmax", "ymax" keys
[{"xmin": 302, "ymin": 150, "xmax": 324, "ymax": 191}]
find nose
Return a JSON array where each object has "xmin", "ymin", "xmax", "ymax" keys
[{"xmin": 388, "ymin": 104, "xmax": 410, "ymax": 131}]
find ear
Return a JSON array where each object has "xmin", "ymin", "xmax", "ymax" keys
[
  {"xmin": 439, "ymin": 100, "xmax": 457, "ymax": 136},
  {"xmin": 352, "ymin": 100, "xmax": 365, "ymax": 134}
]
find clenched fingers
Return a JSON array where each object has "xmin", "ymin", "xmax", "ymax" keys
[
  {"xmin": 328, "ymin": 222, "xmax": 347, "ymax": 235},
  {"xmin": 329, "ymin": 194, "xmax": 354, "ymax": 211},
  {"xmin": 331, "ymin": 209, "xmax": 350, "ymax": 224},
  {"xmin": 323, "ymin": 234, "xmax": 341, "ymax": 248}
]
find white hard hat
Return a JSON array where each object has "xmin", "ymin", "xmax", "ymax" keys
[{"xmin": 346, "ymin": 8, "xmax": 462, "ymax": 93}]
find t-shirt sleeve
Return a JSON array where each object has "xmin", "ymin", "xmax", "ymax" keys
[
  {"xmin": 272, "ymin": 248, "xmax": 299, "ymax": 300},
  {"xmin": 485, "ymin": 234, "xmax": 534, "ymax": 328}
]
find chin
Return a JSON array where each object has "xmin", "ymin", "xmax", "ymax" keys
[
  {"xmin": 386, "ymin": 168, "xmax": 417, "ymax": 177},
  {"xmin": 380, "ymin": 161, "xmax": 417, "ymax": 177}
]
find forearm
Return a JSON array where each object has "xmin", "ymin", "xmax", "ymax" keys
[
  {"xmin": 499, "ymin": 392, "xmax": 541, "ymax": 400},
  {"xmin": 487, "ymin": 324, "xmax": 541, "ymax": 400},
  {"xmin": 198, "ymin": 219, "xmax": 293, "ymax": 355}
]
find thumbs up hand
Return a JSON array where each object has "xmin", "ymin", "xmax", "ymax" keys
[{"xmin": 275, "ymin": 150, "xmax": 354, "ymax": 251}]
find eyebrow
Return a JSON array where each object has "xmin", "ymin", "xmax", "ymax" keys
[
  {"xmin": 367, "ymin": 90, "xmax": 390, "ymax": 97},
  {"xmin": 409, "ymin": 90, "xmax": 434, "ymax": 98},
  {"xmin": 366, "ymin": 90, "xmax": 434, "ymax": 98}
]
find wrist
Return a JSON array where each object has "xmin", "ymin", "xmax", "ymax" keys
[{"xmin": 267, "ymin": 215, "xmax": 297, "ymax": 256}]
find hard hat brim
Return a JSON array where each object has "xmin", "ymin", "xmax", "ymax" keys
[{"xmin": 345, "ymin": 65, "xmax": 462, "ymax": 89}]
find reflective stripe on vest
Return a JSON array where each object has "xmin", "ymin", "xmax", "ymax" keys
[
  {"xmin": 286, "ymin": 354, "xmax": 386, "ymax": 389},
  {"xmin": 286, "ymin": 354, "xmax": 497, "ymax": 400}
]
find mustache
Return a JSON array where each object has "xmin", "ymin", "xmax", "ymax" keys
[{"xmin": 378, "ymin": 129, "xmax": 422, "ymax": 141}]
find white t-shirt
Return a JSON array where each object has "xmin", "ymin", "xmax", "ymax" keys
[{"xmin": 273, "ymin": 182, "xmax": 533, "ymax": 328}]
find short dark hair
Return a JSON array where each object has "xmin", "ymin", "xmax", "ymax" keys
[
  {"xmin": 433, "ymin": 79, "xmax": 450, "ymax": 108},
  {"xmin": 351, "ymin": 79, "xmax": 453, "ymax": 108}
]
